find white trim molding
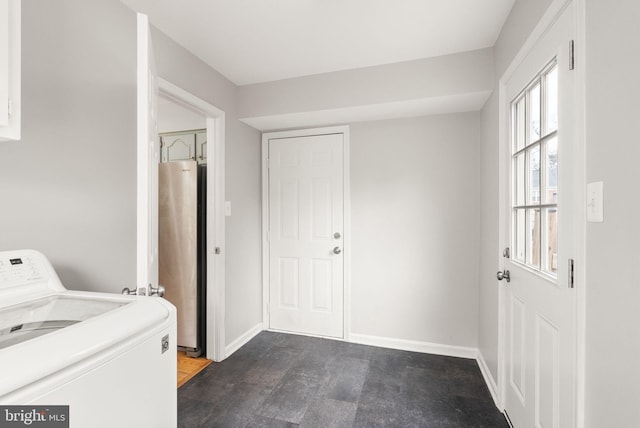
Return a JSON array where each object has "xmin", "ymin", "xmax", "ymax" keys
[
  {"xmin": 477, "ymin": 350, "xmax": 500, "ymax": 407},
  {"xmin": 224, "ymin": 324, "xmax": 264, "ymax": 358},
  {"xmin": 261, "ymin": 125, "xmax": 351, "ymax": 340},
  {"xmin": 158, "ymin": 78, "xmax": 227, "ymax": 363},
  {"xmin": 349, "ymin": 333, "xmax": 478, "ymax": 360}
]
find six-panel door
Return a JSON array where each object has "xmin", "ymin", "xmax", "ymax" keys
[{"xmin": 268, "ymin": 133, "xmax": 344, "ymax": 338}]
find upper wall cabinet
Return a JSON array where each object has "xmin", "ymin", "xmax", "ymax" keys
[
  {"xmin": 0, "ymin": 0, "xmax": 20, "ymax": 142},
  {"xmin": 160, "ymin": 130, "xmax": 207, "ymax": 164}
]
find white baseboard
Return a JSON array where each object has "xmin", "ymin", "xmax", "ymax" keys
[
  {"xmin": 476, "ymin": 350, "xmax": 500, "ymax": 407},
  {"xmin": 224, "ymin": 323, "xmax": 263, "ymax": 358},
  {"xmin": 349, "ymin": 333, "xmax": 477, "ymax": 359}
]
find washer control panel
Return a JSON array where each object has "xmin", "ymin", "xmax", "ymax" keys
[{"xmin": 0, "ymin": 253, "xmax": 47, "ymax": 289}]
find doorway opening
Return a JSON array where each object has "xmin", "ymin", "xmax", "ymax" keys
[
  {"xmin": 157, "ymin": 96, "xmax": 207, "ymax": 361},
  {"xmin": 158, "ymin": 79, "xmax": 227, "ymax": 363}
]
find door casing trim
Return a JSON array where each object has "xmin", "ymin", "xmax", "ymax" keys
[{"xmin": 261, "ymin": 125, "xmax": 351, "ymax": 341}]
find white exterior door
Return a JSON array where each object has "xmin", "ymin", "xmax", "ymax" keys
[
  {"xmin": 136, "ymin": 13, "xmax": 160, "ymax": 296},
  {"xmin": 267, "ymin": 133, "xmax": 345, "ymax": 338},
  {"xmin": 500, "ymin": 3, "xmax": 577, "ymax": 428}
]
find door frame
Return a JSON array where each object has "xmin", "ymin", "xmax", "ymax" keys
[
  {"xmin": 496, "ymin": 0, "xmax": 586, "ymax": 425},
  {"xmin": 152, "ymin": 78, "xmax": 226, "ymax": 362},
  {"xmin": 261, "ymin": 125, "xmax": 351, "ymax": 340}
]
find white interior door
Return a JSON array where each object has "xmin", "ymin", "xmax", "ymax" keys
[
  {"xmin": 500, "ymin": 3, "xmax": 576, "ymax": 428},
  {"xmin": 268, "ymin": 133, "xmax": 344, "ymax": 338},
  {"xmin": 136, "ymin": 13, "xmax": 160, "ymax": 296}
]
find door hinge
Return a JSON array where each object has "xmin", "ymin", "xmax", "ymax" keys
[
  {"xmin": 568, "ymin": 258, "xmax": 575, "ymax": 288},
  {"xmin": 503, "ymin": 247, "xmax": 510, "ymax": 259},
  {"xmin": 569, "ymin": 40, "xmax": 575, "ymax": 70}
]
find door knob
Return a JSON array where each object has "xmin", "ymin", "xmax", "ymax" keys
[
  {"xmin": 496, "ymin": 270, "xmax": 511, "ymax": 283},
  {"xmin": 149, "ymin": 284, "xmax": 165, "ymax": 297},
  {"xmin": 121, "ymin": 287, "xmax": 137, "ymax": 295},
  {"xmin": 333, "ymin": 246, "xmax": 342, "ymax": 255}
]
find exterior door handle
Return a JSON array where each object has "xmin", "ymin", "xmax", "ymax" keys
[
  {"xmin": 333, "ymin": 246, "xmax": 342, "ymax": 255},
  {"xmin": 496, "ymin": 270, "xmax": 511, "ymax": 283}
]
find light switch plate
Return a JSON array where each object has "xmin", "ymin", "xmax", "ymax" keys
[
  {"xmin": 225, "ymin": 201, "xmax": 231, "ymax": 217},
  {"xmin": 587, "ymin": 181, "xmax": 603, "ymax": 222}
]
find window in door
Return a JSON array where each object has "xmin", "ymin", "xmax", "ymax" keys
[{"xmin": 511, "ymin": 60, "xmax": 558, "ymax": 276}]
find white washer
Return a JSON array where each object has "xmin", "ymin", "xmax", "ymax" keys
[{"xmin": 0, "ymin": 249, "xmax": 177, "ymax": 428}]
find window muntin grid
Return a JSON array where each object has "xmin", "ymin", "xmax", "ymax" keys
[{"xmin": 511, "ymin": 59, "xmax": 558, "ymax": 277}]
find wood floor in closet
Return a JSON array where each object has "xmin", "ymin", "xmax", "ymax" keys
[{"xmin": 177, "ymin": 351, "xmax": 212, "ymax": 388}]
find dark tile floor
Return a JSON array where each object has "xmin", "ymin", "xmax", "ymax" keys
[{"xmin": 178, "ymin": 331, "xmax": 509, "ymax": 428}]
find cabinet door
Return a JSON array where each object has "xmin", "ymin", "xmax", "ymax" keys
[
  {"xmin": 0, "ymin": 0, "xmax": 9, "ymax": 127},
  {"xmin": 160, "ymin": 133, "xmax": 196, "ymax": 162},
  {"xmin": 0, "ymin": 0, "xmax": 20, "ymax": 141},
  {"xmin": 196, "ymin": 131, "xmax": 207, "ymax": 164}
]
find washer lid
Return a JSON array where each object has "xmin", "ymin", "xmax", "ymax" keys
[
  {"xmin": 0, "ymin": 290, "xmax": 174, "ymax": 398},
  {"xmin": 0, "ymin": 295, "xmax": 129, "ymax": 350}
]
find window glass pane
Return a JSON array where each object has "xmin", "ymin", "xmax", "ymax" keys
[
  {"xmin": 515, "ymin": 209, "xmax": 526, "ymax": 262},
  {"xmin": 515, "ymin": 97, "xmax": 526, "ymax": 151},
  {"xmin": 543, "ymin": 208, "xmax": 558, "ymax": 275},
  {"xmin": 545, "ymin": 137, "xmax": 558, "ymax": 204},
  {"xmin": 545, "ymin": 66, "xmax": 558, "ymax": 134},
  {"xmin": 509, "ymin": 59, "xmax": 558, "ymax": 276},
  {"xmin": 515, "ymin": 153, "xmax": 525, "ymax": 206},
  {"xmin": 527, "ymin": 208, "xmax": 541, "ymax": 268},
  {"xmin": 528, "ymin": 145, "xmax": 540, "ymax": 204},
  {"xmin": 529, "ymin": 83, "xmax": 541, "ymax": 143}
]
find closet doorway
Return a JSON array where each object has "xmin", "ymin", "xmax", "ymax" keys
[{"xmin": 158, "ymin": 79, "xmax": 227, "ymax": 362}]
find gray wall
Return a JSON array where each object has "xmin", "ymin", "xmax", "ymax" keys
[
  {"xmin": 350, "ymin": 113, "xmax": 480, "ymax": 347},
  {"xmin": 0, "ymin": 0, "xmax": 137, "ymax": 293},
  {"xmin": 477, "ymin": 0, "xmax": 553, "ymax": 381},
  {"xmin": 224, "ymin": 119, "xmax": 262, "ymax": 343},
  {"xmin": 584, "ymin": 0, "xmax": 640, "ymax": 425},
  {"xmin": 158, "ymin": 98, "xmax": 206, "ymax": 133},
  {"xmin": 238, "ymin": 49, "xmax": 493, "ymax": 120}
]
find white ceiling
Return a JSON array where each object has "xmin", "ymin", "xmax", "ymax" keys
[{"xmin": 120, "ymin": 0, "xmax": 514, "ymax": 86}]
